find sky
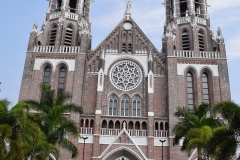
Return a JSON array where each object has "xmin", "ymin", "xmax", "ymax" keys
[{"xmin": 0, "ymin": 0, "xmax": 239, "ymax": 105}]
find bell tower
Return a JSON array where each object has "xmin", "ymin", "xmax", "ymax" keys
[
  {"xmin": 27, "ymin": 0, "xmax": 93, "ymax": 53},
  {"xmin": 163, "ymin": 0, "xmax": 230, "ymax": 159}
]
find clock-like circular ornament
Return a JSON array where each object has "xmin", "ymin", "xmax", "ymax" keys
[
  {"xmin": 123, "ymin": 22, "xmax": 132, "ymax": 30},
  {"xmin": 110, "ymin": 60, "xmax": 142, "ymax": 91}
]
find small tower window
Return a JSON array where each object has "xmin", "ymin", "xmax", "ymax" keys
[
  {"xmin": 198, "ymin": 32, "xmax": 204, "ymax": 51},
  {"xmin": 69, "ymin": 0, "xmax": 77, "ymax": 13},
  {"xmin": 57, "ymin": 67, "xmax": 66, "ymax": 96},
  {"xmin": 182, "ymin": 31, "xmax": 190, "ymax": 50},
  {"xmin": 180, "ymin": 0, "xmax": 188, "ymax": 17},
  {"xmin": 195, "ymin": 0, "xmax": 201, "ymax": 17},
  {"xmin": 128, "ymin": 43, "xmax": 132, "ymax": 53},
  {"xmin": 202, "ymin": 73, "xmax": 209, "ymax": 103},
  {"xmin": 121, "ymin": 95, "xmax": 129, "ymax": 116},
  {"xmin": 83, "ymin": 0, "xmax": 87, "ymax": 16},
  {"xmin": 56, "ymin": 0, "xmax": 62, "ymax": 11},
  {"xmin": 109, "ymin": 95, "xmax": 117, "ymax": 116},
  {"xmin": 122, "ymin": 43, "xmax": 126, "ymax": 53},
  {"xmin": 49, "ymin": 26, "xmax": 57, "ymax": 46},
  {"xmin": 133, "ymin": 96, "xmax": 141, "ymax": 116},
  {"xmin": 187, "ymin": 72, "xmax": 194, "ymax": 110},
  {"xmin": 64, "ymin": 27, "xmax": 73, "ymax": 46}
]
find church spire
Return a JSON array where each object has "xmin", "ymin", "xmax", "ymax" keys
[{"xmin": 125, "ymin": 0, "xmax": 132, "ymax": 20}]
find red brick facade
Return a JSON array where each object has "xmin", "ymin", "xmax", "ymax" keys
[{"xmin": 19, "ymin": 0, "xmax": 231, "ymax": 159}]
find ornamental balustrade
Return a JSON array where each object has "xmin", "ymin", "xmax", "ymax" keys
[
  {"xmin": 173, "ymin": 50, "xmax": 195, "ymax": 58},
  {"xmin": 106, "ymin": 49, "xmax": 118, "ymax": 53},
  {"xmin": 100, "ymin": 128, "xmax": 147, "ymax": 137},
  {"xmin": 200, "ymin": 51, "xmax": 220, "ymax": 59},
  {"xmin": 34, "ymin": 46, "xmax": 81, "ymax": 53},
  {"xmin": 80, "ymin": 127, "xmax": 93, "ymax": 135},
  {"xmin": 195, "ymin": 17, "xmax": 207, "ymax": 25},
  {"xmin": 49, "ymin": 11, "xmax": 78, "ymax": 20},
  {"xmin": 136, "ymin": 50, "xmax": 147, "ymax": 54},
  {"xmin": 177, "ymin": 16, "xmax": 191, "ymax": 24},
  {"xmin": 154, "ymin": 130, "xmax": 169, "ymax": 137}
]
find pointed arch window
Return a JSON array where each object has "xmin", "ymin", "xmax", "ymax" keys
[
  {"xmin": 180, "ymin": 0, "xmax": 188, "ymax": 17},
  {"xmin": 57, "ymin": 67, "xmax": 66, "ymax": 96},
  {"xmin": 198, "ymin": 32, "xmax": 204, "ymax": 51},
  {"xmin": 202, "ymin": 73, "xmax": 209, "ymax": 103},
  {"xmin": 56, "ymin": 0, "xmax": 62, "ymax": 11},
  {"xmin": 187, "ymin": 72, "xmax": 194, "ymax": 109},
  {"xmin": 69, "ymin": 0, "xmax": 77, "ymax": 13},
  {"xmin": 41, "ymin": 66, "xmax": 51, "ymax": 102},
  {"xmin": 109, "ymin": 95, "xmax": 117, "ymax": 116},
  {"xmin": 133, "ymin": 96, "xmax": 141, "ymax": 116},
  {"xmin": 64, "ymin": 27, "xmax": 73, "ymax": 46},
  {"xmin": 49, "ymin": 26, "xmax": 57, "ymax": 46},
  {"xmin": 121, "ymin": 96, "xmax": 129, "ymax": 116},
  {"xmin": 182, "ymin": 31, "xmax": 190, "ymax": 50},
  {"xmin": 195, "ymin": 0, "xmax": 201, "ymax": 17},
  {"xmin": 43, "ymin": 67, "xmax": 51, "ymax": 85}
]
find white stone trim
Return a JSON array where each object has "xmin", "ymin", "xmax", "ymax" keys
[
  {"xmin": 97, "ymin": 68, "xmax": 104, "ymax": 91},
  {"xmin": 78, "ymin": 135, "xmax": 93, "ymax": 143},
  {"xmin": 105, "ymin": 54, "xmax": 148, "ymax": 77},
  {"xmin": 148, "ymin": 112, "xmax": 154, "ymax": 117},
  {"xmin": 34, "ymin": 59, "xmax": 75, "ymax": 71},
  {"xmin": 177, "ymin": 63, "xmax": 219, "ymax": 77},
  {"xmin": 95, "ymin": 110, "xmax": 102, "ymax": 115},
  {"xmin": 148, "ymin": 70, "xmax": 154, "ymax": 93},
  {"xmin": 154, "ymin": 137, "xmax": 169, "ymax": 146}
]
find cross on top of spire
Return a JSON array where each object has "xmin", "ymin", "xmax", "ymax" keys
[{"xmin": 125, "ymin": 0, "xmax": 132, "ymax": 20}]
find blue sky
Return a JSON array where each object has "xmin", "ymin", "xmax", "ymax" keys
[{"xmin": 0, "ymin": 0, "xmax": 239, "ymax": 105}]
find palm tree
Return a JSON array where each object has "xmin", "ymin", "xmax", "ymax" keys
[
  {"xmin": 0, "ymin": 99, "xmax": 57, "ymax": 160},
  {"xmin": 173, "ymin": 103, "xmax": 222, "ymax": 160},
  {"xmin": 207, "ymin": 101, "xmax": 240, "ymax": 160},
  {"xmin": 25, "ymin": 84, "xmax": 83, "ymax": 159}
]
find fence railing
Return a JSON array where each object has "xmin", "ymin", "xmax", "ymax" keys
[{"xmin": 177, "ymin": 16, "xmax": 191, "ymax": 24}]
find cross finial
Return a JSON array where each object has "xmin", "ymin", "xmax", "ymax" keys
[{"xmin": 125, "ymin": 0, "xmax": 132, "ymax": 20}]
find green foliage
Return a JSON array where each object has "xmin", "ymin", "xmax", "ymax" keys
[{"xmin": 25, "ymin": 83, "xmax": 83, "ymax": 158}]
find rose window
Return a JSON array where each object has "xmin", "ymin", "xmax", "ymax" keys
[{"xmin": 110, "ymin": 61, "xmax": 142, "ymax": 91}]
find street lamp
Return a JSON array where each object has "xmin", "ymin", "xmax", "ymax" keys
[
  {"xmin": 159, "ymin": 140, "xmax": 166, "ymax": 160},
  {"xmin": 82, "ymin": 137, "xmax": 88, "ymax": 160}
]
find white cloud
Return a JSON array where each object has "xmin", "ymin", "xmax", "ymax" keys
[
  {"xmin": 208, "ymin": 0, "xmax": 240, "ymax": 13},
  {"xmin": 226, "ymin": 32, "xmax": 240, "ymax": 60}
]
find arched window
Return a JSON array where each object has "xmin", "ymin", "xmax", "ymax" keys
[
  {"xmin": 49, "ymin": 26, "xmax": 57, "ymax": 46},
  {"xmin": 122, "ymin": 43, "xmax": 126, "ymax": 53},
  {"xmin": 187, "ymin": 72, "xmax": 194, "ymax": 109},
  {"xmin": 182, "ymin": 31, "xmax": 190, "ymax": 50},
  {"xmin": 56, "ymin": 0, "xmax": 62, "ymax": 11},
  {"xmin": 198, "ymin": 32, "xmax": 204, "ymax": 51},
  {"xmin": 57, "ymin": 67, "xmax": 66, "ymax": 96},
  {"xmin": 121, "ymin": 95, "xmax": 129, "ymax": 116},
  {"xmin": 64, "ymin": 27, "xmax": 73, "ymax": 46},
  {"xmin": 133, "ymin": 96, "xmax": 141, "ymax": 116},
  {"xmin": 180, "ymin": 0, "xmax": 188, "ymax": 17},
  {"xmin": 41, "ymin": 66, "xmax": 51, "ymax": 102},
  {"xmin": 128, "ymin": 43, "xmax": 132, "ymax": 53},
  {"xmin": 43, "ymin": 67, "xmax": 51, "ymax": 85},
  {"xmin": 195, "ymin": 0, "xmax": 201, "ymax": 17},
  {"xmin": 109, "ymin": 95, "xmax": 117, "ymax": 116},
  {"xmin": 69, "ymin": 0, "xmax": 77, "ymax": 13},
  {"xmin": 202, "ymin": 73, "xmax": 209, "ymax": 103}
]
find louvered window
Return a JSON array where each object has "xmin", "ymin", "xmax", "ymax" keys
[
  {"xmin": 128, "ymin": 44, "xmax": 132, "ymax": 53},
  {"xmin": 57, "ymin": 67, "xmax": 66, "ymax": 96},
  {"xmin": 182, "ymin": 31, "xmax": 190, "ymax": 50},
  {"xmin": 187, "ymin": 72, "xmax": 194, "ymax": 110},
  {"xmin": 64, "ymin": 27, "xmax": 73, "ymax": 46},
  {"xmin": 202, "ymin": 73, "xmax": 209, "ymax": 103},
  {"xmin": 122, "ymin": 43, "xmax": 126, "ymax": 53},
  {"xmin": 49, "ymin": 26, "xmax": 57, "ymax": 46},
  {"xmin": 198, "ymin": 32, "xmax": 204, "ymax": 51}
]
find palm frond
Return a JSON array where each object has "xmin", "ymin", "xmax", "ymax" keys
[{"xmin": 59, "ymin": 138, "xmax": 78, "ymax": 158}]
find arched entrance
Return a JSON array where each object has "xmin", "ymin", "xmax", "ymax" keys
[{"xmin": 102, "ymin": 146, "xmax": 142, "ymax": 160}]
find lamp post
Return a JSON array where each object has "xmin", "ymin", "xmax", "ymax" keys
[
  {"xmin": 82, "ymin": 137, "xmax": 88, "ymax": 160},
  {"xmin": 159, "ymin": 140, "xmax": 166, "ymax": 160}
]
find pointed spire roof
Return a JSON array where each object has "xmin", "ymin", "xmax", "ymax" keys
[{"xmin": 125, "ymin": 0, "xmax": 132, "ymax": 20}]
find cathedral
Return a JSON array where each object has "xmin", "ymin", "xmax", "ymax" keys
[{"xmin": 19, "ymin": 0, "xmax": 231, "ymax": 159}]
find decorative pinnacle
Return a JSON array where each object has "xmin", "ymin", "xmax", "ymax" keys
[{"xmin": 125, "ymin": 0, "xmax": 132, "ymax": 20}]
